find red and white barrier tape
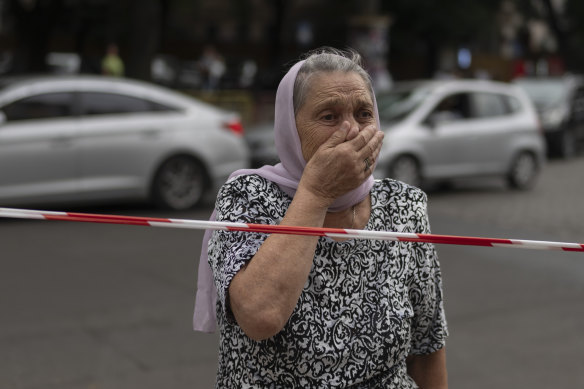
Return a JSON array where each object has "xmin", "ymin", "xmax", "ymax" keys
[{"xmin": 1, "ymin": 207, "xmax": 583, "ymax": 252}]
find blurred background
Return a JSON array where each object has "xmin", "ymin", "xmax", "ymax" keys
[
  {"xmin": 1, "ymin": 1, "xmax": 584, "ymax": 388},
  {"xmin": 2, "ymin": 0, "xmax": 584, "ymax": 121}
]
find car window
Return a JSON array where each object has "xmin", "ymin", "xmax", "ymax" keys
[
  {"xmin": 470, "ymin": 92, "xmax": 510, "ymax": 118},
  {"xmin": 428, "ymin": 93, "xmax": 471, "ymax": 123},
  {"xmin": 2, "ymin": 92, "xmax": 73, "ymax": 121},
  {"xmin": 503, "ymin": 95, "xmax": 522, "ymax": 113},
  {"xmin": 79, "ymin": 92, "xmax": 176, "ymax": 116},
  {"xmin": 514, "ymin": 80, "xmax": 566, "ymax": 109},
  {"xmin": 376, "ymin": 85, "xmax": 430, "ymax": 123}
]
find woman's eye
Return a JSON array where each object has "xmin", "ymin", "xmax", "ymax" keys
[
  {"xmin": 358, "ymin": 110, "xmax": 373, "ymax": 119},
  {"xmin": 322, "ymin": 114, "xmax": 335, "ymax": 121}
]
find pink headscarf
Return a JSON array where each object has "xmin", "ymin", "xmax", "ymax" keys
[{"xmin": 193, "ymin": 59, "xmax": 380, "ymax": 332}]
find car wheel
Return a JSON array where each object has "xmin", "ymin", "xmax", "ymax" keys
[
  {"xmin": 507, "ymin": 151, "xmax": 538, "ymax": 190},
  {"xmin": 152, "ymin": 155, "xmax": 207, "ymax": 210},
  {"xmin": 558, "ymin": 129, "xmax": 576, "ymax": 158},
  {"xmin": 388, "ymin": 155, "xmax": 422, "ymax": 188}
]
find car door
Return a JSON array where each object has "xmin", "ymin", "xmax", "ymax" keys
[
  {"xmin": 76, "ymin": 90, "xmax": 178, "ymax": 198},
  {"xmin": 419, "ymin": 92, "xmax": 474, "ymax": 178},
  {"xmin": 423, "ymin": 91, "xmax": 513, "ymax": 178},
  {"xmin": 464, "ymin": 91, "xmax": 520, "ymax": 173},
  {"xmin": 0, "ymin": 91, "xmax": 79, "ymax": 203}
]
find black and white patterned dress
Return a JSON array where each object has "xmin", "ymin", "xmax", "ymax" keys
[{"xmin": 208, "ymin": 174, "xmax": 448, "ymax": 388}]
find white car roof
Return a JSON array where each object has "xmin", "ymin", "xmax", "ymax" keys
[
  {"xmin": 391, "ymin": 78, "xmax": 519, "ymax": 95},
  {"xmin": 0, "ymin": 75, "xmax": 220, "ymax": 112}
]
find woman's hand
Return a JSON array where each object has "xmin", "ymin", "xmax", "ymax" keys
[
  {"xmin": 299, "ymin": 120, "xmax": 384, "ymax": 207},
  {"xmin": 230, "ymin": 71, "xmax": 384, "ymax": 340},
  {"xmin": 229, "ymin": 121, "xmax": 383, "ymax": 340}
]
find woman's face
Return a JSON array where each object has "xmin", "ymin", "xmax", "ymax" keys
[{"xmin": 295, "ymin": 71, "xmax": 376, "ymax": 162}]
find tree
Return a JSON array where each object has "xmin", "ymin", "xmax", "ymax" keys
[
  {"xmin": 510, "ymin": 0, "xmax": 584, "ymax": 73},
  {"xmin": 8, "ymin": 0, "xmax": 64, "ymax": 73},
  {"xmin": 108, "ymin": 0, "xmax": 165, "ymax": 80},
  {"xmin": 6, "ymin": 0, "xmax": 167, "ymax": 80},
  {"xmin": 561, "ymin": 0, "xmax": 584, "ymax": 71},
  {"xmin": 382, "ymin": 0, "xmax": 503, "ymax": 77}
]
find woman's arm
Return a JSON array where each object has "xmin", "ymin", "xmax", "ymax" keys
[
  {"xmin": 228, "ymin": 124, "xmax": 383, "ymax": 341},
  {"xmin": 228, "ymin": 186, "xmax": 327, "ymax": 341},
  {"xmin": 407, "ymin": 347, "xmax": 448, "ymax": 389}
]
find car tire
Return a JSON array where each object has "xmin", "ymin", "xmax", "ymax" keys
[
  {"xmin": 152, "ymin": 155, "xmax": 207, "ymax": 210},
  {"xmin": 388, "ymin": 155, "xmax": 422, "ymax": 188},
  {"xmin": 507, "ymin": 151, "xmax": 538, "ymax": 190}
]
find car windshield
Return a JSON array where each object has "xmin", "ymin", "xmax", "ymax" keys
[
  {"xmin": 376, "ymin": 84, "xmax": 431, "ymax": 123},
  {"xmin": 514, "ymin": 79, "xmax": 568, "ymax": 110}
]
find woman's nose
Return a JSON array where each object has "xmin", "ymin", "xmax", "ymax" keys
[{"xmin": 344, "ymin": 116, "xmax": 360, "ymax": 131}]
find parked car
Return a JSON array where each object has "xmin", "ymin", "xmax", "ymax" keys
[
  {"xmin": 513, "ymin": 75, "xmax": 584, "ymax": 158},
  {"xmin": 244, "ymin": 121, "xmax": 279, "ymax": 168},
  {"xmin": 374, "ymin": 79, "xmax": 546, "ymax": 189},
  {"xmin": 0, "ymin": 75, "xmax": 249, "ymax": 210}
]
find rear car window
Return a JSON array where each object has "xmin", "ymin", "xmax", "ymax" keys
[
  {"xmin": 2, "ymin": 92, "xmax": 73, "ymax": 121},
  {"xmin": 471, "ymin": 92, "xmax": 511, "ymax": 118},
  {"xmin": 503, "ymin": 95, "xmax": 522, "ymax": 113},
  {"xmin": 79, "ymin": 92, "xmax": 176, "ymax": 116}
]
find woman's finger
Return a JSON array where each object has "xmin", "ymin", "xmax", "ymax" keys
[
  {"xmin": 349, "ymin": 125, "xmax": 377, "ymax": 152},
  {"xmin": 357, "ymin": 128, "xmax": 384, "ymax": 160},
  {"xmin": 365, "ymin": 138, "xmax": 383, "ymax": 171}
]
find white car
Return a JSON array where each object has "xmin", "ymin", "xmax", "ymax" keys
[
  {"xmin": 0, "ymin": 75, "xmax": 249, "ymax": 210},
  {"xmin": 374, "ymin": 79, "xmax": 546, "ymax": 189}
]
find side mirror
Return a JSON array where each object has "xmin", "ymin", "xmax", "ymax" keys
[{"xmin": 424, "ymin": 113, "xmax": 439, "ymax": 128}]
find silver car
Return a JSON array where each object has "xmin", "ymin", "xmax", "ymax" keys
[
  {"xmin": 374, "ymin": 79, "xmax": 546, "ymax": 189},
  {"xmin": 0, "ymin": 75, "xmax": 249, "ymax": 210}
]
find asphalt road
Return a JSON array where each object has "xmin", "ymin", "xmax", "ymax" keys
[{"xmin": 1, "ymin": 156, "xmax": 584, "ymax": 388}]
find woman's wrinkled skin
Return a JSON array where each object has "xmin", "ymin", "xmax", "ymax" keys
[{"xmin": 295, "ymin": 71, "xmax": 383, "ymax": 207}]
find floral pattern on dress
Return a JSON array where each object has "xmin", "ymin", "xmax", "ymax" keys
[{"xmin": 208, "ymin": 174, "xmax": 448, "ymax": 388}]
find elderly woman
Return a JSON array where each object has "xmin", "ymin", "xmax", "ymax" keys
[{"xmin": 194, "ymin": 48, "xmax": 448, "ymax": 388}]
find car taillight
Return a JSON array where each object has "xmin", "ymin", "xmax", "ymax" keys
[{"xmin": 224, "ymin": 120, "xmax": 244, "ymax": 136}]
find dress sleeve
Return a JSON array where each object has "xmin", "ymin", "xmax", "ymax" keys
[
  {"xmin": 207, "ymin": 175, "xmax": 278, "ymax": 323},
  {"xmin": 408, "ymin": 191, "xmax": 449, "ymax": 355}
]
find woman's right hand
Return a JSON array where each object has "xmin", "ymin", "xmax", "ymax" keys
[
  {"xmin": 230, "ymin": 121, "xmax": 383, "ymax": 340},
  {"xmin": 299, "ymin": 121, "xmax": 384, "ymax": 207}
]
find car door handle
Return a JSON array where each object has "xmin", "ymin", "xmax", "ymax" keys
[
  {"xmin": 49, "ymin": 136, "xmax": 74, "ymax": 148},
  {"xmin": 141, "ymin": 129, "xmax": 161, "ymax": 138}
]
